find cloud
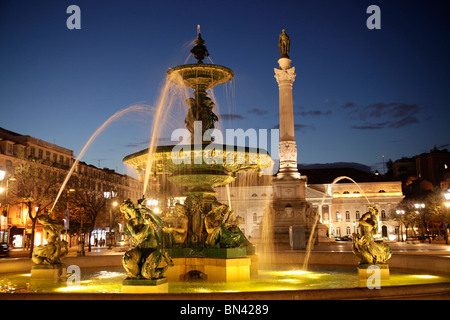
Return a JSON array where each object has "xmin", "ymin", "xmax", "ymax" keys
[
  {"xmin": 273, "ymin": 123, "xmax": 315, "ymax": 132},
  {"xmin": 346, "ymin": 102, "xmax": 420, "ymax": 130},
  {"xmin": 247, "ymin": 108, "xmax": 268, "ymax": 116},
  {"xmin": 123, "ymin": 137, "xmax": 173, "ymax": 148},
  {"xmin": 342, "ymin": 102, "xmax": 356, "ymax": 109},
  {"xmin": 296, "ymin": 110, "xmax": 332, "ymax": 117},
  {"xmin": 219, "ymin": 114, "xmax": 244, "ymax": 120}
]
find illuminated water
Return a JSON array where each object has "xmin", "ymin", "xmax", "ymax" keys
[{"xmin": 1, "ymin": 265, "xmax": 449, "ymax": 294}]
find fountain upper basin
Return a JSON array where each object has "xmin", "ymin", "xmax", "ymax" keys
[
  {"xmin": 123, "ymin": 144, "xmax": 273, "ymax": 190},
  {"xmin": 167, "ymin": 64, "xmax": 234, "ymax": 90}
]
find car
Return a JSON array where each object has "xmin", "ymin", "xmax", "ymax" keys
[
  {"xmin": 335, "ymin": 235, "xmax": 352, "ymax": 241},
  {"xmin": 0, "ymin": 243, "xmax": 10, "ymax": 256}
]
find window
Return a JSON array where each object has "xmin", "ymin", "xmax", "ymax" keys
[
  {"xmin": 346, "ymin": 227, "xmax": 351, "ymax": 235},
  {"xmin": 345, "ymin": 211, "xmax": 350, "ymax": 221},
  {"xmin": 38, "ymin": 149, "xmax": 43, "ymax": 158},
  {"xmin": 382, "ymin": 225, "xmax": 388, "ymax": 237},
  {"xmin": 335, "ymin": 211, "xmax": 341, "ymax": 221},
  {"xmin": 253, "ymin": 213, "xmax": 258, "ymax": 223},
  {"xmin": 381, "ymin": 210, "xmax": 386, "ymax": 220},
  {"xmin": 355, "ymin": 211, "xmax": 360, "ymax": 220},
  {"xmin": 252, "ymin": 193, "xmax": 258, "ymax": 197},
  {"xmin": 30, "ymin": 147, "xmax": 35, "ymax": 158}
]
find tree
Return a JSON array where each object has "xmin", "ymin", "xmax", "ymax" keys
[
  {"xmin": 8, "ymin": 159, "xmax": 64, "ymax": 257},
  {"xmin": 67, "ymin": 188, "xmax": 107, "ymax": 252},
  {"xmin": 392, "ymin": 199, "xmax": 417, "ymax": 240},
  {"xmin": 424, "ymin": 187, "xmax": 449, "ymax": 244}
]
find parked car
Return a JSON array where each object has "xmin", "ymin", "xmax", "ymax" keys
[
  {"xmin": 335, "ymin": 235, "xmax": 352, "ymax": 241},
  {"xmin": 0, "ymin": 243, "xmax": 9, "ymax": 256}
]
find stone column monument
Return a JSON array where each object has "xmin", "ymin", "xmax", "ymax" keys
[{"xmin": 271, "ymin": 30, "xmax": 328, "ymax": 248}]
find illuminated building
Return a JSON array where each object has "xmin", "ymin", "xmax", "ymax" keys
[{"xmin": 0, "ymin": 127, "xmax": 142, "ymax": 248}]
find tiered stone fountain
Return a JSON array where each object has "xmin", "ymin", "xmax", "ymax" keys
[{"xmin": 122, "ymin": 33, "xmax": 272, "ymax": 286}]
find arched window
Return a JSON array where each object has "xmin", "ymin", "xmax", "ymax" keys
[
  {"xmin": 252, "ymin": 193, "xmax": 258, "ymax": 197},
  {"xmin": 382, "ymin": 225, "xmax": 388, "ymax": 237}
]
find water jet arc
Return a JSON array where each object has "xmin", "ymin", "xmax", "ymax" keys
[{"xmin": 303, "ymin": 176, "xmax": 371, "ymax": 270}]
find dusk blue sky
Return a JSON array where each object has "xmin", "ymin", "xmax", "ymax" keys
[{"xmin": 1, "ymin": 0, "xmax": 449, "ymax": 176}]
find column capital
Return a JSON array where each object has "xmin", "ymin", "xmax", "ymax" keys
[{"xmin": 274, "ymin": 67, "xmax": 296, "ymax": 84}]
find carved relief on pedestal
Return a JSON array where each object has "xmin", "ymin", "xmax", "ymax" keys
[{"xmin": 279, "ymin": 140, "xmax": 297, "ymax": 163}]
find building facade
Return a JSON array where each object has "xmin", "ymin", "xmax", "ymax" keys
[
  {"xmin": 0, "ymin": 127, "xmax": 143, "ymax": 248},
  {"xmin": 216, "ymin": 170, "xmax": 404, "ymax": 242}
]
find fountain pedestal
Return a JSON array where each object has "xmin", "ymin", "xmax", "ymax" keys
[
  {"xmin": 122, "ymin": 277, "xmax": 169, "ymax": 293},
  {"xmin": 165, "ymin": 247, "xmax": 253, "ymax": 282},
  {"xmin": 166, "ymin": 256, "xmax": 251, "ymax": 282},
  {"xmin": 31, "ymin": 263, "xmax": 66, "ymax": 281}
]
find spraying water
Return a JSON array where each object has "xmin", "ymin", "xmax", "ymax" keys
[
  {"xmin": 141, "ymin": 77, "xmax": 190, "ymax": 196},
  {"xmin": 50, "ymin": 104, "xmax": 150, "ymax": 212},
  {"xmin": 302, "ymin": 176, "xmax": 371, "ymax": 271}
]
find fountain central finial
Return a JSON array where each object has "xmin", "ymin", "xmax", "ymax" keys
[{"xmin": 191, "ymin": 33, "xmax": 209, "ymax": 64}]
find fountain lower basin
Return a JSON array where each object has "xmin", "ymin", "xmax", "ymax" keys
[{"xmin": 0, "ymin": 250, "xmax": 449, "ymax": 299}]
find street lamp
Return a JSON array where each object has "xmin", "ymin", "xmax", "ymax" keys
[
  {"xmin": 444, "ymin": 190, "xmax": 450, "ymax": 208},
  {"xmin": 396, "ymin": 209, "xmax": 405, "ymax": 241},
  {"xmin": 108, "ymin": 201, "xmax": 118, "ymax": 250},
  {"xmin": 414, "ymin": 203, "xmax": 428, "ymax": 243}
]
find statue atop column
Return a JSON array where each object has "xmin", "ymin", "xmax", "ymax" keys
[{"xmin": 278, "ymin": 29, "xmax": 290, "ymax": 58}]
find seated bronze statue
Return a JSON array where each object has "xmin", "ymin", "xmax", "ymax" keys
[
  {"xmin": 204, "ymin": 201, "xmax": 250, "ymax": 248},
  {"xmin": 352, "ymin": 207, "xmax": 392, "ymax": 265},
  {"xmin": 32, "ymin": 215, "xmax": 68, "ymax": 265},
  {"xmin": 121, "ymin": 199, "xmax": 173, "ymax": 279}
]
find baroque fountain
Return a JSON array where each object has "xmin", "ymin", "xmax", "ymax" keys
[{"xmin": 120, "ymin": 32, "xmax": 272, "ymax": 291}]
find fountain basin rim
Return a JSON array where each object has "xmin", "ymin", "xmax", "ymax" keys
[
  {"xmin": 166, "ymin": 63, "xmax": 234, "ymax": 89},
  {"xmin": 123, "ymin": 143, "xmax": 273, "ymax": 174}
]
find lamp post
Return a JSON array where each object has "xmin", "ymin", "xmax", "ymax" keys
[
  {"xmin": 444, "ymin": 190, "xmax": 450, "ymax": 245},
  {"xmin": 396, "ymin": 209, "xmax": 405, "ymax": 242},
  {"xmin": 414, "ymin": 203, "xmax": 427, "ymax": 243},
  {"xmin": 108, "ymin": 201, "xmax": 118, "ymax": 250},
  {"xmin": 0, "ymin": 170, "xmax": 5, "ymax": 243}
]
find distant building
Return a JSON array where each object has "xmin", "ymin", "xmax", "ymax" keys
[
  {"xmin": 0, "ymin": 127, "xmax": 143, "ymax": 248},
  {"xmin": 392, "ymin": 147, "xmax": 450, "ymax": 196},
  {"xmin": 416, "ymin": 147, "xmax": 450, "ymax": 188},
  {"xmin": 216, "ymin": 167, "xmax": 404, "ymax": 241}
]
